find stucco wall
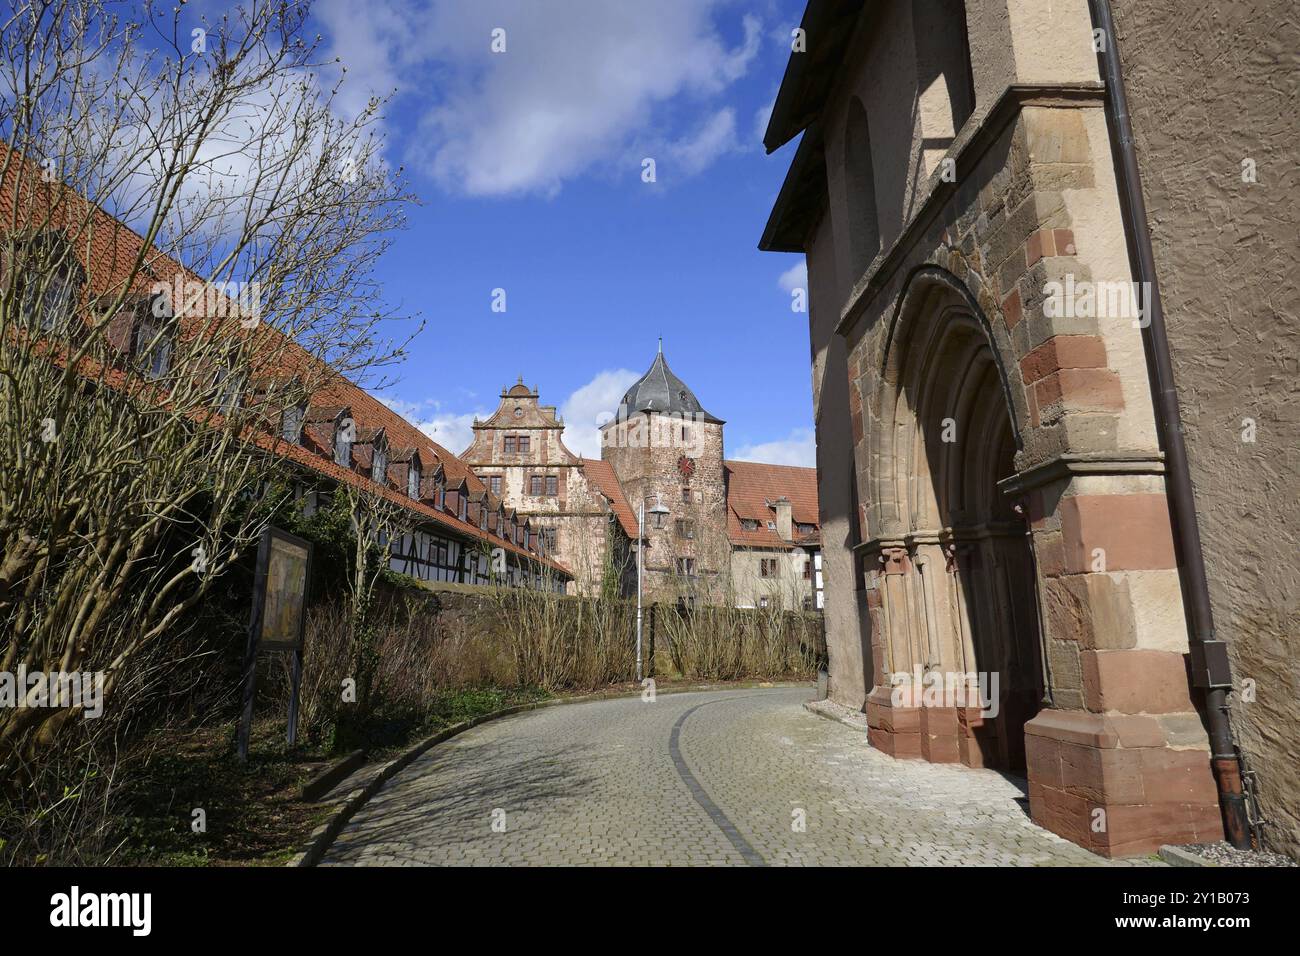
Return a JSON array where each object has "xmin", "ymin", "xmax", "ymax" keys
[
  {"xmin": 807, "ymin": 213, "xmax": 872, "ymax": 708},
  {"xmin": 1111, "ymin": 0, "xmax": 1300, "ymax": 860}
]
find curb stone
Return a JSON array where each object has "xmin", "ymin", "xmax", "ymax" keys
[
  {"xmin": 287, "ymin": 680, "xmax": 810, "ymax": 867},
  {"xmin": 1158, "ymin": 845, "xmax": 1218, "ymax": 867},
  {"xmin": 802, "ymin": 699, "xmax": 872, "ymax": 737}
]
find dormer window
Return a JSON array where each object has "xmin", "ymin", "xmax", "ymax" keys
[
  {"xmin": 282, "ymin": 403, "xmax": 306, "ymax": 443},
  {"xmin": 132, "ymin": 303, "xmax": 173, "ymax": 379},
  {"xmin": 408, "ymin": 460, "xmax": 421, "ymax": 500},
  {"xmin": 371, "ymin": 441, "xmax": 388, "ymax": 485},
  {"xmin": 24, "ymin": 269, "xmax": 76, "ymax": 332},
  {"xmin": 11, "ymin": 233, "xmax": 82, "ymax": 333},
  {"xmin": 334, "ymin": 417, "xmax": 354, "ymax": 467},
  {"xmin": 458, "ymin": 494, "xmax": 467, "ymax": 521},
  {"xmin": 211, "ymin": 363, "xmax": 243, "ymax": 414}
]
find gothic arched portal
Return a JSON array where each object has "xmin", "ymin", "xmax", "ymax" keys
[{"xmin": 865, "ymin": 267, "xmax": 1043, "ymax": 771}]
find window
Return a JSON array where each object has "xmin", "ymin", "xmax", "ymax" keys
[
  {"xmin": 652, "ymin": 511, "xmax": 666, "ymax": 530},
  {"xmin": 518, "ymin": 435, "xmax": 530, "ymax": 453},
  {"xmin": 540, "ymin": 527, "xmax": 558, "ymax": 554},
  {"xmin": 546, "ymin": 475, "xmax": 558, "ymax": 496},
  {"xmin": 24, "ymin": 269, "xmax": 76, "ymax": 332},
  {"xmin": 843, "ymin": 96, "xmax": 882, "ymax": 278},
  {"xmin": 210, "ymin": 363, "xmax": 243, "ymax": 414},
  {"xmin": 334, "ymin": 419, "xmax": 353, "ymax": 468},
  {"xmin": 759, "ymin": 596, "xmax": 770, "ymax": 610},
  {"xmin": 530, "ymin": 475, "xmax": 543, "ymax": 496},
  {"xmin": 371, "ymin": 445, "xmax": 388, "ymax": 485},
  {"xmin": 408, "ymin": 462, "xmax": 421, "ymax": 500},
  {"xmin": 741, "ymin": 519, "xmax": 759, "ymax": 532},
  {"xmin": 675, "ymin": 519, "xmax": 695, "ymax": 539},
  {"xmin": 132, "ymin": 314, "xmax": 173, "ymax": 379},
  {"xmin": 675, "ymin": 557, "xmax": 696, "ymax": 576},
  {"xmin": 489, "ymin": 475, "xmax": 502, "ymax": 495},
  {"xmin": 282, "ymin": 404, "xmax": 305, "ymax": 443},
  {"xmin": 767, "ymin": 521, "xmax": 776, "ymax": 531},
  {"xmin": 803, "ymin": 559, "xmax": 813, "ymax": 580},
  {"xmin": 459, "ymin": 495, "xmax": 467, "ymax": 521},
  {"xmin": 760, "ymin": 558, "xmax": 777, "ymax": 578},
  {"xmin": 796, "ymin": 522, "xmax": 816, "ymax": 535},
  {"xmin": 503, "ymin": 435, "xmax": 516, "ymax": 454}
]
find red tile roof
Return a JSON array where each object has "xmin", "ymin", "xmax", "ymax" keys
[
  {"xmin": 724, "ymin": 459, "xmax": 820, "ymax": 550},
  {"xmin": 0, "ymin": 146, "xmax": 567, "ymax": 577},
  {"xmin": 579, "ymin": 457, "xmax": 639, "ymax": 538}
]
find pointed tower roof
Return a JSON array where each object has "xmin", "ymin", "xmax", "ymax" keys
[{"xmin": 617, "ymin": 346, "xmax": 723, "ymax": 424}]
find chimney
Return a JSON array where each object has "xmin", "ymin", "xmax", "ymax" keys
[{"xmin": 774, "ymin": 496, "xmax": 793, "ymax": 542}]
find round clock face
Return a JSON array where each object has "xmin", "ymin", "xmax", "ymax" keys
[{"xmin": 677, "ymin": 455, "xmax": 695, "ymax": 478}]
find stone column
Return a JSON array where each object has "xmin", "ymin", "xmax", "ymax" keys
[{"xmin": 1019, "ymin": 467, "xmax": 1224, "ymax": 856}]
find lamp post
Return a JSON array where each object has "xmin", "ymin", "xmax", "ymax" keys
[{"xmin": 636, "ymin": 496, "xmax": 670, "ymax": 682}]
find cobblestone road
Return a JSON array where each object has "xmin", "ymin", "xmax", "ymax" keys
[{"xmin": 322, "ymin": 687, "xmax": 1133, "ymax": 866}]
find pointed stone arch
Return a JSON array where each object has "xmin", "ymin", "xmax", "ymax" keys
[{"xmin": 863, "ymin": 265, "xmax": 1043, "ymax": 770}]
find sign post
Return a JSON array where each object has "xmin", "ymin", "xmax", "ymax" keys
[{"xmin": 237, "ymin": 526, "xmax": 313, "ymax": 761}]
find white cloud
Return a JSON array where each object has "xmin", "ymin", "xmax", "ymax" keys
[
  {"xmin": 314, "ymin": 0, "xmax": 762, "ymax": 196},
  {"xmin": 777, "ymin": 260, "xmax": 807, "ymax": 294},
  {"xmin": 731, "ymin": 427, "xmax": 816, "ymax": 468},
  {"xmin": 378, "ymin": 396, "xmax": 485, "ymax": 456},
  {"xmin": 667, "ymin": 108, "xmax": 739, "ymax": 176},
  {"xmin": 559, "ymin": 368, "xmax": 641, "ymax": 458}
]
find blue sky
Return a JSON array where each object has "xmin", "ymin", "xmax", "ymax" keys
[{"xmin": 309, "ymin": 0, "xmax": 812, "ymax": 463}]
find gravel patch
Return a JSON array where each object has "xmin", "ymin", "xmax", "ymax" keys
[{"xmin": 1185, "ymin": 841, "xmax": 1297, "ymax": 867}]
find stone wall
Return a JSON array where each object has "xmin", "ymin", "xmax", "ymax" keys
[
  {"xmin": 465, "ymin": 384, "xmax": 630, "ymax": 597},
  {"xmin": 601, "ymin": 413, "xmax": 729, "ymax": 602}
]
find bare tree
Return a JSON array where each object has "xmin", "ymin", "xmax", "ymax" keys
[{"xmin": 0, "ymin": 0, "xmax": 414, "ymax": 767}]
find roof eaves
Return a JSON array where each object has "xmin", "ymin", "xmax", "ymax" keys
[{"xmin": 763, "ymin": 0, "xmax": 870, "ymax": 153}]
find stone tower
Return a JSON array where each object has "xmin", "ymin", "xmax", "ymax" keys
[{"xmin": 601, "ymin": 345, "xmax": 727, "ymax": 602}]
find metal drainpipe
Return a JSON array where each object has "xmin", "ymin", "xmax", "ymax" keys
[{"xmin": 1088, "ymin": 0, "xmax": 1251, "ymax": 849}]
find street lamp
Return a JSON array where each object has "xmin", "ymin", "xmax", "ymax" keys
[{"xmin": 636, "ymin": 496, "xmax": 670, "ymax": 682}]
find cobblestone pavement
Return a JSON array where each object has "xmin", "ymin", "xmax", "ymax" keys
[{"xmin": 322, "ymin": 687, "xmax": 1142, "ymax": 866}]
